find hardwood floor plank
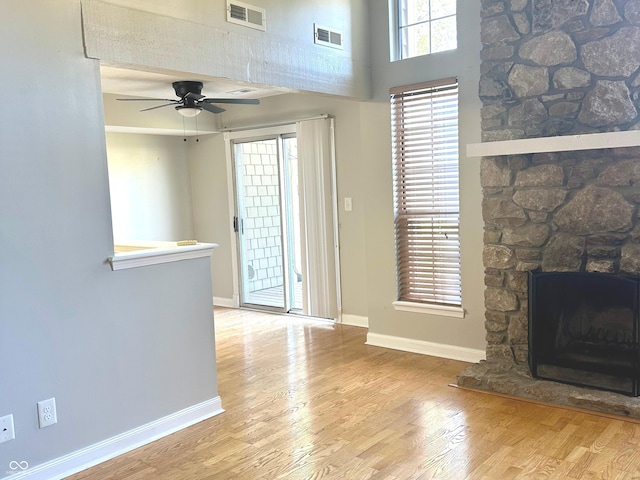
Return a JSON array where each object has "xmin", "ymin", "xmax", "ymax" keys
[{"xmin": 66, "ymin": 308, "xmax": 640, "ymax": 479}]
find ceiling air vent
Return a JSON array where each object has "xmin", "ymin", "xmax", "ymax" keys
[
  {"xmin": 314, "ymin": 24, "xmax": 343, "ymax": 50},
  {"xmin": 226, "ymin": 1, "xmax": 266, "ymax": 31}
]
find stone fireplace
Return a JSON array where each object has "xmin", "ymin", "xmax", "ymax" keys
[{"xmin": 457, "ymin": 0, "xmax": 640, "ymax": 417}]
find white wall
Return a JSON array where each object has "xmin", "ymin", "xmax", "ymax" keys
[
  {"xmin": 0, "ymin": 1, "xmax": 218, "ymax": 475},
  {"xmin": 106, "ymin": 132, "xmax": 195, "ymax": 242}
]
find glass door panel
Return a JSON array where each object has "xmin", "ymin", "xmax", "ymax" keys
[
  {"xmin": 234, "ymin": 139, "xmax": 286, "ymax": 310},
  {"xmin": 282, "ymin": 136, "xmax": 303, "ymax": 312}
]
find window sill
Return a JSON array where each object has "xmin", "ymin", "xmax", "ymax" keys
[
  {"xmin": 392, "ymin": 301, "xmax": 465, "ymax": 318},
  {"xmin": 109, "ymin": 241, "xmax": 218, "ymax": 271}
]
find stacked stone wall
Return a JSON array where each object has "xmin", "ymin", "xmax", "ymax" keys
[
  {"xmin": 481, "ymin": 0, "xmax": 640, "ymax": 140},
  {"xmin": 480, "ymin": 0, "xmax": 640, "ymax": 365},
  {"xmin": 482, "ymin": 147, "xmax": 640, "ymax": 363}
]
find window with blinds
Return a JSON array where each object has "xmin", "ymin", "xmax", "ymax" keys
[{"xmin": 391, "ymin": 78, "xmax": 461, "ymax": 307}]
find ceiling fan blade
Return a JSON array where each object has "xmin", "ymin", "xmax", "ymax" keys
[
  {"xmin": 116, "ymin": 98, "xmax": 177, "ymax": 102},
  {"xmin": 200, "ymin": 103, "xmax": 226, "ymax": 114},
  {"xmin": 200, "ymin": 98, "xmax": 260, "ymax": 105},
  {"xmin": 140, "ymin": 103, "xmax": 179, "ymax": 112}
]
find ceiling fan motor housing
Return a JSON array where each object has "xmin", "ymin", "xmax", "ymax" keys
[{"xmin": 172, "ymin": 81, "xmax": 204, "ymax": 99}]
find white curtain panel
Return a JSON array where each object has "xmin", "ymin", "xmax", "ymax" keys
[{"xmin": 296, "ymin": 117, "xmax": 339, "ymax": 319}]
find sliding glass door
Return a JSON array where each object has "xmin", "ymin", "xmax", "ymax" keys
[
  {"xmin": 233, "ymin": 135, "xmax": 302, "ymax": 312},
  {"xmin": 228, "ymin": 118, "xmax": 339, "ymax": 320}
]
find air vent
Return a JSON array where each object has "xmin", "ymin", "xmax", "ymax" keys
[
  {"xmin": 314, "ymin": 24, "xmax": 343, "ymax": 50},
  {"xmin": 227, "ymin": 1, "xmax": 266, "ymax": 31}
]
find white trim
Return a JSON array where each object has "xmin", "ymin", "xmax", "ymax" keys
[
  {"xmin": 366, "ymin": 333, "xmax": 485, "ymax": 363},
  {"xmin": 225, "ymin": 124, "xmax": 296, "ymax": 140},
  {"xmin": 223, "ymin": 134, "xmax": 241, "ymax": 306},
  {"xmin": 340, "ymin": 314, "xmax": 369, "ymax": 328},
  {"xmin": 466, "ymin": 130, "xmax": 640, "ymax": 158},
  {"xmin": 221, "ymin": 114, "xmax": 329, "ymax": 133},
  {"xmin": 109, "ymin": 243, "xmax": 217, "ymax": 271},
  {"xmin": 9, "ymin": 397, "xmax": 223, "ymax": 480},
  {"xmin": 329, "ymin": 118, "xmax": 343, "ymax": 321},
  {"xmin": 105, "ymin": 125, "xmax": 219, "ymax": 136},
  {"xmin": 392, "ymin": 301, "xmax": 465, "ymax": 318},
  {"xmin": 213, "ymin": 296, "xmax": 238, "ymax": 308},
  {"xmin": 388, "ymin": 0, "xmax": 400, "ymax": 61}
]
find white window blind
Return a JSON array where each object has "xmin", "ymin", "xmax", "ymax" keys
[{"xmin": 391, "ymin": 78, "xmax": 461, "ymax": 306}]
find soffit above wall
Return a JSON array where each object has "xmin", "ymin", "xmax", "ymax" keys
[
  {"xmin": 83, "ymin": 0, "xmax": 371, "ymax": 100},
  {"xmin": 100, "ymin": 65, "xmax": 293, "ymax": 100}
]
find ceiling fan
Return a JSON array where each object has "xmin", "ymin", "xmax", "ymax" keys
[{"xmin": 117, "ymin": 80, "xmax": 260, "ymax": 117}]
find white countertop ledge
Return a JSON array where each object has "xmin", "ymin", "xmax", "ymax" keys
[
  {"xmin": 466, "ymin": 130, "xmax": 640, "ymax": 158},
  {"xmin": 109, "ymin": 241, "xmax": 218, "ymax": 271}
]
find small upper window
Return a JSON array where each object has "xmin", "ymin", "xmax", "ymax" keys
[{"xmin": 396, "ymin": 0, "xmax": 457, "ymax": 60}]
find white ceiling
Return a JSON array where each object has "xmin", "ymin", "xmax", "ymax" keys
[{"xmin": 100, "ymin": 65, "xmax": 294, "ymax": 100}]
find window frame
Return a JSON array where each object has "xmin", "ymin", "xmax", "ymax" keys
[
  {"xmin": 390, "ymin": 77, "xmax": 464, "ymax": 318},
  {"xmin": 393, "ymin": 0, "xmax": 457, "ymax": 61}
]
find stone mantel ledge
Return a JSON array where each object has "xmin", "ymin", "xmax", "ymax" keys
[
  {"xmin": 109, "ymin": 241, "xmax": 218, "ymax": 271},
  {"xmin": 467, "ymin": 130, "xmax": 640, "ymax": 158}
]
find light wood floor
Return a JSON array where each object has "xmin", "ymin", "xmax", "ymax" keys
[{"xmin": 68, "ymin": 308, "xmax": 640, "ymax": 479}]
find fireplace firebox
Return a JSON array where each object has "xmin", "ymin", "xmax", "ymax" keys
[{"xmin": 529, "ymin": 271, "xmax": 640, "ymax": 396}]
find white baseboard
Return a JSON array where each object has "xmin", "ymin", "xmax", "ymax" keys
[
  {"xmin": 366, "ymin": 333, "xmax": 485, "ymax": 363},
  {"xmin": 340, "ymin": 314, "xmax": 369, "ymax": 328},
  {"xmin": 10, "ymin": 397, "xmax": 224, "ymax": 480},
  {"xmin": 213, "ymin": 296, "xmax": 238, "ymax": 308}
]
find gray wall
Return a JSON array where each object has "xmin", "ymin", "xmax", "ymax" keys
[
  {"xmin": 106, "ymin": 132, "xmax": 195, "ymax": 242},
  {"xmin": 362, "ymin": 0, "xmax": 486, "ymax": 349},
  {"xmin": 0, "ymin": 1, "xmax": 217, "ymax": 474},
  {"xmin": 189, "ymin": 134, "xmax": 237, "ymax": 301}
]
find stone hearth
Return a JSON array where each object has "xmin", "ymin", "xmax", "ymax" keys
[
  {"xmin": 458, "ymin": 0, "xmax": 640, "ymax": 417},
  {"xmin": 458, "ymin": 362, "xmax": 640, "ymax": 418}
]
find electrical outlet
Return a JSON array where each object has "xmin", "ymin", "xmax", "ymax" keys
[
  {"xmin": 37, "ymin": 398, "xmax": 57, "ymax": 428},
  {"xmin": 0, "ymin": 414, "xmax": 15, "ymax": 443}
]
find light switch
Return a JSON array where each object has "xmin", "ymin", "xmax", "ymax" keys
[{"xmin": 344, "ymin": 197, "xmax": 353, "ymax": 212}]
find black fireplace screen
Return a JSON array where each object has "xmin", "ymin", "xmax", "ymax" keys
[{"xmin": 529, "ymin": 271, "xmax": 640, "ymax": 396}]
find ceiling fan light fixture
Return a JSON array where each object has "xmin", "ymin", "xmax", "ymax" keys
[{"xmin": 176, "ymin": 106, "xmax": 202, "ymax": 117}]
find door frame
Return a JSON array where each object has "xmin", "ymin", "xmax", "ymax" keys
[
  {"xmin": 223, "ymin": 122, "xmax": 342, "ymax": 319},
  {"xmin": 224, "ymin": 124, "xmax": 298, "ymax": 311}
]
